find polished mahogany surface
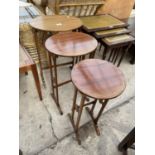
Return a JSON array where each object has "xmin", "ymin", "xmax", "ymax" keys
[
  {"xmin": 30, "ymin": 15, "xmax": 82, "ymax": 32},
  {"xmin": 71, "ymin": 59, "xmax": 126, "ymax": 99},
  {"xmin": 45, "ymin": 32, "xmax": 98, "ymax": 57}
]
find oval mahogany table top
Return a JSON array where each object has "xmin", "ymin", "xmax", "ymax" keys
[
  {"xmin": 45, "ymin": 32, "xmax": 98, "ymax": 57},
  {"xmin": 30, "ymin": 15, "xmax": 82, "ymax": 32},
  {"xmin": 71, "ymin": 59, "xmax": 126, "ymax": 99}
]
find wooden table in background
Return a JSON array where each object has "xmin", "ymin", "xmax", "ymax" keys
[
  {"xmin": 30, "ymin": 15, "xmax": 83, "ymax": 86},
  {"xmin": 80, "ymin": 14, "xmax": 128, "ymax": 32},
  {"xmin": 19, "ymin": 44, "xmax": 42, "ymax": 100}
]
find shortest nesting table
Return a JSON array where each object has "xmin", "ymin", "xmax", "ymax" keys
[{"xmin": 68, "ymin": 59, "xmax": 126, "ymax": 144}]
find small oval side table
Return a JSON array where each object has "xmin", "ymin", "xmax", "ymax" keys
[
  {"xmin": 69, "ymin": 59, "xmax": 126, "ymax": 144},
  {"xmin": 45, "ymin": 32, "xmax": 98, "ymax": 115}
]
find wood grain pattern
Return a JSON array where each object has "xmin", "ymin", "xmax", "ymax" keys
[
  {"xmin": 80, "ymin": 14, "xmax": 127, "ymax": 32},
  {"xmin": 45, "ymin": 32, "xmax": 98, "ymax": 57},
  {"xmin": 71, "ymin": 59, "xmax": 126, "ymax": 99},
  {"xmin": 30, "ymin": 15, "xmax": 82, "ymax": 32}
]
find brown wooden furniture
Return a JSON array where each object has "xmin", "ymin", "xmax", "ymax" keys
[
  {"xmin": 80, "ymin": 14, "xmax": 134, "ymax": 66},
  {"xmin": 19, "ymin": 4, "xmax": 44, "ymax": 64},
  {"xmin": 101, "ymin": 34, "xmax": 134, "ymax": 66},
  {"xmin": 19, "ymin": 149, "xmax": 23, "ymax": 155},
  {"xmin": 31, "ymin": 0, "xmax": 104, "ymax": 16},
  {"xmin": 30, "ymin": 15, "xmax": 82, "ymax": 32},
  {"xmin": 122, "ymin": 16, "xmax": 135, "ymax": 64},
  {"xmin": 45, "ymin": 32, "xmax": 98, "ymax": 115},
  {"xmin": 19, "ymin": 44, "xmax": 42, "ymax": 100},
  {"xmin": 69, "ymin": 59, "xmax": 126, "ymax": 144},
  {"xmin": 94, "ymin": 28, "xmax": 131, "ymax": 38},
  {"xmin": 92, "ymin": 15, "xmax": 135, "ymax": 66},
  {"xmin": 30, "ymin": 15, "xmax": 83, "ymax": 86},
  {"xmin": 80, "ymin": 14, "xmax": 128, "ymax": 33},
  {"xmin": 97, "ymin": 0, "xmax": 135, "ymax": 20},
  {"xmin": 118, "ymin": 128, "xmax": 135, "ymax": 154},
  {"xmin": 54, "ymin": 0, "xmax": 104, "ymax": 16}
]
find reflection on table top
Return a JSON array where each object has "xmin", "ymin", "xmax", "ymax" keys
[
  {"xmin": 30, "ymin": 15, "xmax": 82, "ymax": 32},
  {"xmin": 45, "ymin": 32, "xmax": 98, "ymax": 57}
]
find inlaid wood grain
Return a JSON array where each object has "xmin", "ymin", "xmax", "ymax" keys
[
  {"xmin": 45, "ymin": 32, "xmax": 98, "ymax": 57},
  {"xmin": 71, "ymin": 59, "xmax": 126, "ymax": 99},
  {"xmin": 30, "ymin": 15, "xmax": 82, "ymax": 32}
]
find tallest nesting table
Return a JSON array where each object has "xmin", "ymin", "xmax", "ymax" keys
[{"xmin": 30, "ymin": 15, "xmax": 83, "ymax": 85}]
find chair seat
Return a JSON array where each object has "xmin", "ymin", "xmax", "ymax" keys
[{"xmin": 71, "ymin": 59, "xmax": 126, "ymax": 99}]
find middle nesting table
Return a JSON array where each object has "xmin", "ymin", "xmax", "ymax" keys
[{"xmin": 45, "ymin": 32, "xmax": 98, "ymax": 115}]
